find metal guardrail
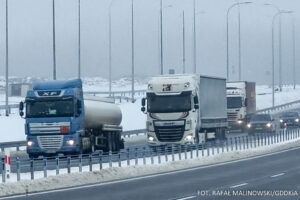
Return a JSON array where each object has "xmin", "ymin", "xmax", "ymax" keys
[
  {"xmin": 256, "ymin": 99, "xmax": 300, "ymax": 114},
  {"xmin": 84, "ymin": 89, "xmax": 146, "ymax": 96},
  {"xmin": 1, "ymin": 128, "xmax": 300, "ymax": 183},
  {"xmin": 0, "ymin": 104, "xmax": 18, "ymax": 111}
]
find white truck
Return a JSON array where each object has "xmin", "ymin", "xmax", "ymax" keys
[
  {"xmin": 141, "ymin": 74, "xmax": 228, "ymax": 146},
  {"xmin": 226, "ymin": 81, "xmax": 256, "ymax": 131}
]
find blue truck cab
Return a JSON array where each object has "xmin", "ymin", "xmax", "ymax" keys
[{"xmin": 19, "ymin": 79, "xmax": 85, "ymax": 157}]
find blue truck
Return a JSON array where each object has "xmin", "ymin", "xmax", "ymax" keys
[{"xmin": 19, "ymin": 79, "xmax": 124, "ymax": 157}]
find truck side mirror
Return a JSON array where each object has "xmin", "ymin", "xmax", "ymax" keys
[
  {"xmin": 77, "ymin": 100, "xmax": 82, "ymax": 115},
  {"xmin": 141, "ymin": 98, "xmax": 146, "ymax": 106},
  {"xmin": 194, "ymin": 96, "xmax": 199, "ymax": 105},
  {"xmin": 19, "ymin": 102, "xmax": 24, "ymax": 117}
]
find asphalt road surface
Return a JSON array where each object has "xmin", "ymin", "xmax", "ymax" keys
[{"xmin": 2, "ymin": 145, "xmax": 300, "ymax": 200}]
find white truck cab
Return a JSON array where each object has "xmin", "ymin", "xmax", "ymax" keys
[{"xmin": 142, "ymin": 74, "xmax": 228, "ymax": 147}]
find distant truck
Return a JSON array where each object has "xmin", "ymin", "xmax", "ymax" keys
[
  {"xmin": 226, "ymin": 81, "xmax": 256, "ymax": 131},
  {"xmin": 19, "ymin": 79, "xmax": 124, "ymax": 157},
  {"xmin": 141, "ymin": 74, "xmax": 228, "ymax": 147}
]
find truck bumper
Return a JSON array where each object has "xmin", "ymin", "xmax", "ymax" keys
[
  {"xmin": 26, "ymin": 135, "xmax": 80, "ymax": 156},
  {"xmin": 146, "ymin": 131, "xmax": 195, "ymax": 146}
]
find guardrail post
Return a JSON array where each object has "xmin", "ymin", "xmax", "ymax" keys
[
  {"xmin": 118, "ymin": 151, "xmax": 122, "ymax": 167},
  {"xmin": 158, "ymin": 147, "xmax": 161, "ymax": 164},
  {"xmin": 143, "ymin": 147, "xmax": 146, "ymax": 165},
  {"xmin": 179, "ymin": 145, "xmax": 182, "ymax": 160},
  {"xmin": 196, "ymin": 143, "xmax": 199, "ymax": 157},
  {"xmin": 217, "ymin": 142, "xmax": 219, "ymax": 154},
  {"xmin": 235, "ymin": 137, "xmax": 238, "ymax": 151},
  {"xmin": 242, "ymin": 136, "xmax": 245, "ymax": 150},
  {"xmin": 135, "ymin": 148, "xmax": 138, "ymax": 165},
  {"xmin": 207, "ymin": 144, "xmax": 210, "ymax": 156},
  {"xmin": 56, "ymin": 155, "xmax": 60, "ymax": 175},
  {"xmin": 109, "ymin": 151, "xmax": 113, "ymax": 168},
  {"xmin": 212, "ymin": 143, "xmax": 214, "ymax": 155},
  {"xmin": 78, "ymin": 154, "xmax": 82, "ymax": 172},
  {"xmin": 1, "ymin": 158, "xmax": 5, "ymax": 183},
  {"xmin": 149, "ymin": 147, "xmax": 154, "ymax": 164},
  {"xmin": 16, "ymin": 146, "xmax": 20, "ymax": 151},
  {"xmin": 127, "ymin": 148, "xmax": 130, "ymax": 166},
  {"xmin": 184, "ymin": 144, "xmax": 187, "ymax": 159},
  {"xmin": 165, "ymin": 145, "xmax": 168, "ymax": 162},
  {"xmin": 99, "ymin": 151, "xmax": 103, "ymax": 170},
  {"xmin": 201, "ymin": 142, "xmax": 205, "ymax": 156},
  {"xmin": 239, "ymin": 137, "xmax": 242, "ymax": 150},
  {"xmin": 16, "ymin": 157, "xmax": 20, "ymax": 181},
  {"xmin": 257, "ymin": 135, "xmax": 260, "ymax": 147},
  {"xmin": 67, "ymin": 155, "xmax": 71, "ymax": 174},
  {"xmin": 190, "ymin": 144, "xmax": 193, "ymax": 158},
  {"xmin": 226, "ymin": 139, "xmax": 229, "ymax": 152},
  {"xmin": 172, "ymin": 144, "xmax": 175, "ymax": 161},
  {"xmin": 30, "ymin": 158, "xmax": 34, "ymax": 180},
  {"xmin": 43, "ymin": 156, "xmax": 47, "ymax": 178},
  {"xmin": 89, "ymin": 153, "xmax": 93, "ymax": 172}
]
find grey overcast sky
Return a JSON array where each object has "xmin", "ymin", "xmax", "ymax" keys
[{"xmin": 0, "ymin": 0, "xmax": 299, "ymax": 84}]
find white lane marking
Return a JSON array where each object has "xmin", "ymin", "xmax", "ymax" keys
[
  {"xmin": 230, "ymin": 183, "xmax": 248, "ymax": 188},
  {"xmin": 1, "ymin": 146, "xmax": 300, "ymax": 199},
  {"xmin": 176, "ymin": 196, "xmax": 197, "ymax": 200},
  {"xmin": 271, "ymin": 173, "xmax": 285, "ymax": 178}
]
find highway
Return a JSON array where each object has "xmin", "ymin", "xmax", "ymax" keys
[{"xmin": 3, "ymin": 145, "xmax": 300, "ymax": 200}]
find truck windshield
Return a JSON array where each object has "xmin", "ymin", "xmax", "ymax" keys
[
  {"xmin": 26, "ymin": 99, "xmax": 74, "ymax": 118},
  {"xmin": 147, "ymin": 92, "xmax": 191, "ymax": 113},
  {"xmin": 227, "ymin": 97, "xmax": 242, "ymax": 109}
]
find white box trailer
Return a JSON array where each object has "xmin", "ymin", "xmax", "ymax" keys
[{"xmin": 141, "ymin": 74, "xmax": 228, "ymax": 146}]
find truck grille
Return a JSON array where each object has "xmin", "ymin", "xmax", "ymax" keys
[
  {"xmin": 37, "ymin": 135, "xmax": 63, "ymax": 150},
  {"xmin": 227, "ymin": 112, "xmax": 238, "ymax": 121},
  {"xmin": 154, "ymin": 121, "xmax": 185, "ymax": 142},
  {"xmin": 29, "ymin": 122, "xmax": 70, "ymax": 135}
]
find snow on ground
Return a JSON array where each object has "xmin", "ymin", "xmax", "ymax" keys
[
  {"xmin": 1, "ymin": 77, "xmax": 300, "ymax": 143},
  {"xmin": 256, "ymin": 85, "xmax": 300, "ymax": 109},
  {"xmin": 1, "ymin": 135, "xmax": 300, "ymax": 196}
]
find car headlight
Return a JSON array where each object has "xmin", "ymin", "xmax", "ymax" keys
[
  {"xmin": 280, "ymin": 119, "xmax": 283, "ymax": 123},
  {"xmin": 247, "ymin": 123, "xmax": 251, "ymax": 128},
  {"xmin": 237, "ymin": 120, "xmax": 243, "ymax": 124},
  {"xmin": 266, "ymin": 123, "xmax": 272, "ymax": 128},
  {"xmin": 295, "ymin": 119, "xmax": 299, "ymax": 122},
  {"xmin": 67, "ymin": 139, "xmax": 75, "ymax": 146},
  {"xmin": 184, "ymin": 135, "xmax": 193, "ymax": 141},
  {"xmin": 27, "ymin": 141, "xmax": 34, "ymax": 147}
]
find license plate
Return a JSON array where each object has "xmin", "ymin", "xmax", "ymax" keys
[
  {"xmin": 255, "ymin": 127, "xmax": 263, "ymax": 130},
  {"xmin": 46, "ymin": 150, "xmax": 56, "ymax": 154}
]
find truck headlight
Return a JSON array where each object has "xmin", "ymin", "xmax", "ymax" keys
[
  {"xmin": 280, "ymin": 119, "xmax": 283, "ymax": 123},
  {"xmin": 266, "ymin": 123, "xmax": 272, "ymax": 128},
  {"xmin": 184, "ymin": 135, "xmax": 193, "ymax": 141},
  {"xmin": 27, "ymin": 141, "xmax": 34, "ymax": 147},
  {"xmin": 295, "ymin": 119, "xmax": 299, "ymax": 122},
  {"xmin": 67, "ymin": 140, "xmax": 75, "ymax": 146},
  {"xmin": 237, "ymin": 120, "xmax": 243, "ymax": 124},
  {"xmin": 247, "ymin": 123, "xmax": 251, "ymax": 128},
  {"xmin": 148, "ymin": 136, "xmax": 155, "ymax": 142}
]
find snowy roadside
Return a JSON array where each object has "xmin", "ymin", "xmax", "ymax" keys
[{"xmin": 1, "ymin": 137, "xmax": 300, "ymax": 197}]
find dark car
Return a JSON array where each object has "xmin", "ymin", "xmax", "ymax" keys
[
  {"xmin": 279, "ymin": 112, "xmax": 300, "ymax": 128},
  {"xmin": 246, "ymin": 114, "xmax": 275, "ymax": 134}
]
